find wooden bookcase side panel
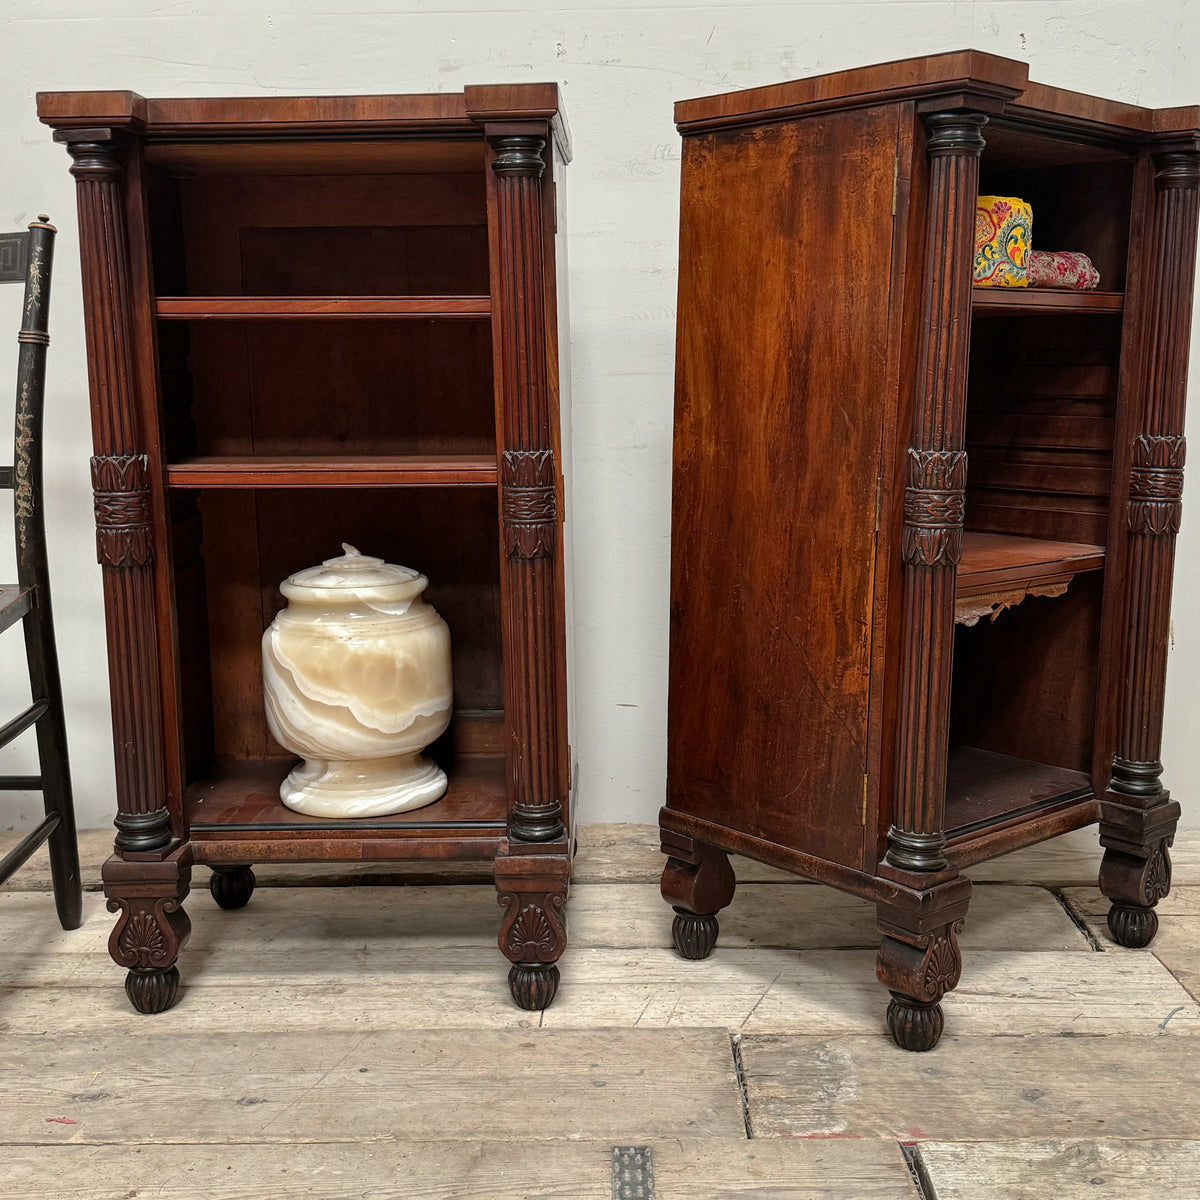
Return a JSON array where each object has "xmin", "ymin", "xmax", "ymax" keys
[{"xmin": 666, "ymin": 102, "xmax": 905, "ymax": 872}]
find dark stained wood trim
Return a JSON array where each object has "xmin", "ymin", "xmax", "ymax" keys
[
  {"xmin": 165, "ymin": 455, "xmax": 498, "ymax": 489},
  {"xmin": 971, "ymin": 287, "xmax": 1123, "ymax": 315},
  {"xmin": 674, "ymin": 49, "xmax": 1026, "ymax": 131},
  {"xmin": 156, "ymin": 297, "xmax": 491, "ymax": 320}
]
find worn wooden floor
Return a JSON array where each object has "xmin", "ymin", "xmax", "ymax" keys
[{"xmin": 2, "ymin": 824, "xmax": 1199, "ymax": 1198}]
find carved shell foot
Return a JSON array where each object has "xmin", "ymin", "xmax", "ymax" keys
[
  {"xmin": 125, "ymin": 966, "xmax": 180, "ymax": 1014},
  {"xmin": 1108, "ymin": 903, "xmax": 1160, "ymax": 948},
  {"xmin": 210, "ymin": 866, "xmax": 256, "ymax": 910},
  {"xmin": 508, "ymin": 962, "xmax": 560, "ymax": 1011},
  {"xmin": 671, "ymin": 909, "xmax": 719, "ymax": 960},
  {"xmin": 886, "ymin": 994, "xmax": 944, "ymax": 1052}
]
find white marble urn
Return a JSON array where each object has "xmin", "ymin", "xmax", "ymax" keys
[{"xmin": 262, "ymin": 545, "xmax": 453, "ymax": 817}]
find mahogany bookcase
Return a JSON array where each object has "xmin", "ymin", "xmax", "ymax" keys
[
  {"xmin": 38, "ymin": 86, "xmax": 575, "ymax": 1013},
  {"xmin": 659, "ymin": 51, "xmax": 1200, "ymax": 1049}
]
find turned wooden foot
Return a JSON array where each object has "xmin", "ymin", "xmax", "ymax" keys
[
  {"xmin": 1108, "ymin": 902, "xmax": 1160, "ymax": 948},
  {"xmin": 210, "ymin": 865, "xmax": 256, "ymax": 910},
  {"xmin": 103, "ymin": 847, "xmax": 192, "ymax": 1015},
  {"xmin": 660, "ymin": 829, "xmax": 736, "ymax": 961},
  {"xmin": 125, "ymin": 965, "xmax": 181, "ymax": 1013},
  {"xmin": 876, "ymin": 876, "xmax": 970, "ymax": 1052},
  {"xmin": 1098, "ymin": 807, "xmax": 1175, "ymax": 950},
  {"xmin": 671, "ymin": 908, "xmax": 720, "ymax": 959},
  {"xmin": 885, "ymin": 994, "xmax": 944, "ymax": 1051},
  {"xmin": 508, "ymin": 962, "xmax": 560, "ymax": 1010},
  {"xmin": 496, "ymin": 850, "xmax": 570, "ymax": 1011}
]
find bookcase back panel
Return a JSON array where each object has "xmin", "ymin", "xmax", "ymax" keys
[
  {"xmin": 949, "ymin": 570, "xmax": 1103, "ymax": 776},
  {"xmin": 667, "ymin": 103, "xmax": 901, "ymax": 870},
  {"xmin": 177, "ymin": 488, "xmax": 503, "ymax": 769},
  {"xmin": 153, "ymin": 171, "xmax": 489, "ymax": 296},
  {"xmin": 979, "ymin": 137, "xmax": 1134, "ymax": 291},
  {"xmin": 168, "ymin": 318, "xmax": 495, "ymax": 459},
  {"xmin": 965, "ymin": 313, "xmax": 1120, "ymax": 544}
]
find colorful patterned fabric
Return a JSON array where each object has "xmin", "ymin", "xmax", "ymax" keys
[
  {"xmin": 1027, "ymin": 249, "xmax": 1100, "ymax": 290},
  {"xmin": 974, "ymin": 195, "xmax": 1031, "ymax": 287}
]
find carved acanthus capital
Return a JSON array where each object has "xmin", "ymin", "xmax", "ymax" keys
[
  {"xmin": 1128, "ymin": 434, "xmax": 1185, "ymax": 535},
  {"xmin": 902, "ymin": 448, "xmax": 967, "ymax": 566},
  {"xmin": 502, "ymin": 449, "xmax": 557, "ymax": 560},
  {"xmin": 92, "ymin": 453, "xmax": 153, "ymax": 567}
]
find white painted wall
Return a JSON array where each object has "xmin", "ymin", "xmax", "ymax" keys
[{"xmin": 0, "ymin": 1, "xmax": 1197, "ymax": 834}]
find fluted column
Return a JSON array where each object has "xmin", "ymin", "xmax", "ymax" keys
[
  {"xmin": 488, "ymin": 132, "xmax": 565, "ymax": 843},
  {"xmin": 886, "ymin": 111, "xmax": 987, "ymax": 873},
  {"xmin": 57, "ymin": 130, "xmax": 169, "ymax": 855},
  {"xmin": 1099, "ymin": 145, "xmax": 1200, "ymax": 945}
]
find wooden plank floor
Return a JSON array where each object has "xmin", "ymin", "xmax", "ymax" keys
[{"xmin": 2, "ymin": 825, "xmax": 1199, "ymax": 1198}]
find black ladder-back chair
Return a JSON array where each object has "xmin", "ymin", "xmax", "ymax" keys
[{"xmin": 0, "ymin": 216, "xmax": 81, "ymax": 928}]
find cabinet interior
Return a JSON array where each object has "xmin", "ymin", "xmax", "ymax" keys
[
  {"xmin": 944, "ymin": 133, "xmax": 1135, "ymax": 837},
  {"xmin": 148, "ymin": 139, "xmax": 505, "ymax": 820}
]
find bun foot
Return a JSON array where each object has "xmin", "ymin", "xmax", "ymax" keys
[
  {"xmin": 672, "ymin": 908, "xmax": 719, "ymax": 960},
  {"xmin": 125, "ymin": 966, "xmax": 180, "ymax": 1014},
  {"xmin": 886, "ymin": 994, "xmax": 944, "ymax": 1051},
  {"xmin": 1108, "ymin": 902, "xmax": 1159, "ymax": 948},
  {"xmin": 210, "ymin": 865, "xmax": 256, "ymax": 910},
  {"xmin": 508, "ymin": 962, "xmax": 560, "ymax": 1010}
]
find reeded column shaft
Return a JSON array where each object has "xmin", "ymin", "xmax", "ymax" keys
[
  {"xmin": 887, "ymin": 112, "xmax": 987, "ymax": 872},
  {"xmin": 488, "ymin": 133, "xmax": 565, "ymax": 843},
  {"xmin": 1111, "ymin": 149, "xmax": 1200, "ymax": 802},
  {"xmin": 58, "ymin": 131, "xmax": 169, "ymax": 854}
]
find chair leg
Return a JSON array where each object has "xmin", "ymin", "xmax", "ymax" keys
[{"xmin": 25, "ymin": 594, "xmax": 82, "ymax": 930}]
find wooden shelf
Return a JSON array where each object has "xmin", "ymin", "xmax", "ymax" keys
[
  {"xmin": 156, "ymin": 296, "xmax": 491, "ymax": 320},
  {"xmin": 186, "ymin": 755, "xmax": 508, "ymax": 863},
  {"xmin": 166, "ymin": 454, "xmax": 498, "ymax": 489},
  {"xmin": 971, "ymin": 287, "xmax": 1124, "ymax": 316},
  {"xmin": 956, "ymin": 531, "xmax": 1105, "ymax": 624},
  {"xmin": 944, "ymin": 745, "xmax": 1092, "ymax": 838}
]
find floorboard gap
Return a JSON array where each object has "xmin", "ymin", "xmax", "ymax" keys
[
  {"xmin": 1050, "ymin": 886, "xmax": 1105, "ymax": 950},
  {"xmin": 900, "ymin": 1142, "xmax": 938, "ymax": 1200},
  {"xmin": 729, "ymin": 1032, "xmax": 753, "ymax": 1139}
]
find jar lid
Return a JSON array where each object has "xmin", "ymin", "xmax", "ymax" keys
[{"xmin": 281, "ymin": 544, "xmax": 427, "ymax": 607}]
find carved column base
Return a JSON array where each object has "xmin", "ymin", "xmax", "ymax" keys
[
  {"xmin": 508, "ymin": 962, "xmax": 560, "ymax": 1010},
  {"xmin": 671, "ymin": 908, "xmax": 720, "ymax": 960},
  {"xmin": 209, "ymin": 865, "xmax": 256, "ymax": 910},
  {"xmin": 660, "ymin": 827, "xmax": 736, "ymax": 960},
  {"xmin": 102, "ymin": 846, "xmax": 192, "ymax": 1015},
  {"xmin": 876, "ymin": 875, "xmax": 970, "ymax": 1052},
  {"xmin": 495, "ymin": 849, "xmax": 570, "ymax": 1011},
  {"xmin": 1099, "ymin": 796, "xmax": 1178, "ymax": 950}
]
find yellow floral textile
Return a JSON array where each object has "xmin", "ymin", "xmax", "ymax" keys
[{"xmin": 974, "ymin": 195, "xmax": 1031, "ymax": 287}]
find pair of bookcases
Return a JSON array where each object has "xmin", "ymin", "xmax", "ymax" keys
[{"xmin": 41, "ymin": 52, "xmax": 1200, "ymax": 1049}]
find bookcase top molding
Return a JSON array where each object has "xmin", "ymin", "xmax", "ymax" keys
[
  {"xmin": 674, "ymin": 49, "xmax": 1200, "ymax": 147},
  {"xmin": 36, "ymin": 83, "xmax": 571, "ymax": 161}
]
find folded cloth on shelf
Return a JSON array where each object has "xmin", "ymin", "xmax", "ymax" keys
[
  {"xmin": 1026, "ymin": 249, "xmax": 1101, "ymax": 290},
  {"xmin": 974, "ymin": 195, "xmax": 1031, "ymax": 287}
]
